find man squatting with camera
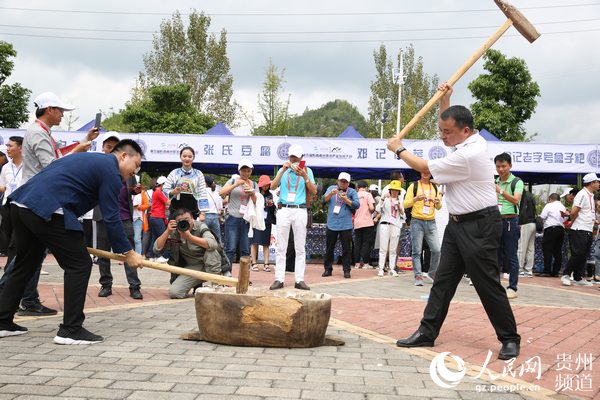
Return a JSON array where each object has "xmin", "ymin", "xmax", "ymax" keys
[{"xmin": 153, "ymin": 208, "xmax": 222, "ymax": 299}]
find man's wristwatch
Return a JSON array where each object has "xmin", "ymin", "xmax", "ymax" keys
[{"xmin": 395, "ymin": 146, "xmax": 407, "ymax": 159}]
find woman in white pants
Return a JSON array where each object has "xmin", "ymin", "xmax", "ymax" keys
[{"xmin": 376, "ymin": 180, "xmax": 405, "ymax": 277}]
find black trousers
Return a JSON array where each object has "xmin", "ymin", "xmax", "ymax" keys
[
  {"xmin": 542, "ymin": 226, "xmax": 565, "ymax": 276},
  {"xmin": 0, "ymin": 207, "xmax": 91, "ymax": 329},
  {"xmin": 324, "ymin": 228, "xmax": 352, "ymax": 273},
  {"xmin": 353, "ymin": 226, "xmax": 374, "ymax": 264},
  {"xmin": 96, "ymin": 220, "xmax": 140, "ymax": 289},
  {"xmin": 563, "ymin": 229, "xmax": 593, "ymax": 281},
  {"xmin": 419, "ymin": 207, "xmax": 520, "ymax": 344}
]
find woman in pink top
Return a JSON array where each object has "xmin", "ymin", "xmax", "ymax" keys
[
  {"xmin": 353, "ymin": 180, "xmax": 376, "ymax": 269},
  {"xmin": 148, "ymin": 176, "xmax": 170, "ymax": 261}
]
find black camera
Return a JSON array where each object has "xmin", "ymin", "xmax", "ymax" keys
[{"xmin": 177, "ymin": 220, "xmax": 190, "ymax": 231}]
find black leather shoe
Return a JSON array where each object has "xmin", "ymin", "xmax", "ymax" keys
[
  {"xmin": 343, "ymin": 272, "xmax": 351, "ymax": 279},
  {"xmin": 98, "ymin": 286, "xmax": 112, "ymax": 297},
  {"xmin": 396, "ymin": 330, "xmax": 434, "ymax": 348},
  {"xmin": 294, "ymin": 281, "xmax": 310, "ymax": 290},
  {"xmin": 498, "ymin": 341, "xmax": 520, "ymax": 360},
  {"xmin": 130, "ymin": 288, "xmax": 143, "ymax": 300},
  {"xmin": 269, "ymin": 280, "xmax": 284, "ymax": 290},
  {"xmin": 322, "ymin": 270, "xmax": 332, "ymax": 277}
]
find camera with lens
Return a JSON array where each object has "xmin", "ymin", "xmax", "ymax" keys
[{"xmin": 176, "ymin": 219, "xmax": 190, "ymax": 232}]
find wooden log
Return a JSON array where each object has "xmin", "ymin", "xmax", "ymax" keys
[
  {"xmin": 236, "ymin": 256, "xmax": 251, "ymax": 294},
  {"xmin": 194, "ymin": 288, "xmax": 332, "ymax": 348},
  {"xmin": 87, "ymin": 247, "xmax": 238, "ymax": 287}
]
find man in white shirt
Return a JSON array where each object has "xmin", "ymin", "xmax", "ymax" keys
[
  {"xmin": 0, "ymin": 136, "xmax": 23, "ymax": 264},
  {"xmin": 561, "ymin": 173, "xmax": 599, "ymax": 287},
  {"xmin": 538, "ymin": 193, "xmax": 567, "ymax": 277},
  {"xmin": 387, "ymin": 82, "xmax": 520, "ymax": 360}
]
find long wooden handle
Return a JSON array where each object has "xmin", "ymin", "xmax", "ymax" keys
[
  {"xmin": 87, "ymin": 247, "xmax": 238, "ymax": 287},
  {"xmin": 395, "ymin": 19, "xmax": 513, "ymax": 139}
]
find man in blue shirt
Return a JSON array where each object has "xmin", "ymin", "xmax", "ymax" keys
[
  {"xmin": 269, "ymin": 144, "xmax": 316, "ymax": 290},
  {"xmin": 0, "ymin": 140, "xmax": 144, "ymax": 344},
  {"xmin": 322, "ymin": 172, "xmax": 360, "ymax": 279}
]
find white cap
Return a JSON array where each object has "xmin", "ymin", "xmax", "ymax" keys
[
  {"xmin": 237, "ymin": 158, "xmax": 254, "ymax": 170},
  {"xmin": 156, "ymin": 176, "xmax": 167, "ymax": 185},
  {"xmin": 0, "ymin": 144, "xmax": 6, "ymax": 155},
  {"xmin": 288, "ymin": 144, "xmax": 304, "ymax": 158},
  {"xmin": 338, "ymin": 172, "xmax": 351, "ymax": 182},
  {"xmin": 583, "ymin": 173, "xmax": 600, "ymax": 184},
  {"xmin": 560, "ymin": 187, "xmax": 572, "ymax": 198},
  {"xmin": 369, "ymin": 184, "xmax": 379, "ymax": 191},
  {"xmin": 102, "ymin": 131, "xmax": 120, "ymax": 143},
  {"xmin": 33, "ymin": 92, "xmax": 75, "ymax": 111}
]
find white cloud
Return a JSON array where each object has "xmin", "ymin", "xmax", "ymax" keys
[{"xmin": 1, "ymin": 0, "xmax": 599, "ymax": 145}]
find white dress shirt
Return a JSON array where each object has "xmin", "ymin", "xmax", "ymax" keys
[
  {"xmin": 428, "ymin": 134, "xmax": 497, "ymax": 215},
  {"xmin": 539, "ymin": 200, "xmax": 566, "ymax": 229}
]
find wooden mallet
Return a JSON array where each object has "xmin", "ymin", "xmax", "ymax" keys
[
  {"xmin": 394, "ymin": 0, "xmax": 540, "ymax": 139},
  {"xmin": 87, "ymin": 248, "xmax": 251, "ymax": 294}
]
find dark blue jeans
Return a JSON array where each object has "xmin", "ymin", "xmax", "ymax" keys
[
  {"xmin": 204, "ymin": 213, "xmax": 222, "ymax": 244},
  {"xmin": 497, "ymin": 217, "xmax": 520, "ymax": 291},
  {"xmin": 224, "ymin": 216, "xmax": 250, "ymax": 265},
  {"xmin": 148, "ymin": 217, "xmax": 167, "ymax": 258},
  {"xmin": 0, "ymin": 254, "xmax": 44, "ymax": 307}
]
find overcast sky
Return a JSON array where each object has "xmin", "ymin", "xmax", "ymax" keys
[{"xmin": 1, "ymin": 0, "xmax": 599, "ymax": 143}]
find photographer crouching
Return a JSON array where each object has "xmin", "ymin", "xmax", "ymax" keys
[{"xmin": 153, "ymin": 208, "xmax": 223, "ymax": 299}]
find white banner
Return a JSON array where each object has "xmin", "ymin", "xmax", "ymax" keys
[{"xmin": 1, "ymin": 129, "xmax": 598, "ymax": 174}]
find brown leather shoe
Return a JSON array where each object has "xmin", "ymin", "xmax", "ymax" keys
[
  {"xmin": 294, "ymin": 281, "xmax": 310, "ymax": 290},
  {"xmin": 269, "ymin": 280, "xmax": 284, "ymax": 290}
]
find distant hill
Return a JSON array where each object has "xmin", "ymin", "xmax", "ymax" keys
[{"xmin": 285, "ymin": 99, "xmax": 370, "ymax": 137}]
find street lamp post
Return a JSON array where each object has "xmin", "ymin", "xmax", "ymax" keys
[{"xmin": 393, "ymin": 50, "xmax": 405, "ymax": 135}]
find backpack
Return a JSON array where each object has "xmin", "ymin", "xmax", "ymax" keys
[
  {"xmin": 405, "ymin": 181, "xmax": 438, "ymax": 225},
  {"xmin": 198, "ymin": 227, "xmax": 231, "ymax": 274},
  {"xmin": 518, "ymin": 189, "xmax": 536, "ymax": 225}
]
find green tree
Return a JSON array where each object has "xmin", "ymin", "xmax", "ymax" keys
[
  {"xmin": 104, "ymin": 84, "xmax": 214, "ymax": 134},
  {"xmin": 251, "ymin": 60, "xmax": 291, "ymax": 136},
  {"xmin": 141, "ymin": 10, "xmax": 238, "ymax": 127},
  {"xmin": 0, "ymin": 41, "xmax": 31, "ymax": 128},
  {"xmin": 468, "ymin": 49, "xmax": 540, "ymax": 141},
  {"xmin": 368, "ymin": 44, "xmax": 439, "ymax": 139},
  {"xmin": 286, "ymin": 100, "xmax": 369, "ymax": 137}
]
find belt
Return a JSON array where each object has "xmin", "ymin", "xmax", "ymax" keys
[
  {"xmin": 280, "ymin": 203, "xmax": 306, "ymax": 208},
  {"xmin": 449, "ymin": 206, "xmax": 498, "ymax": 223},
  {"xmin": 501, "ymin": 214, "xmax": 518, "ymax": 219},
  {"xmin": 380, "ymin": 221, "xmax": 390, "ymax": 225},
  {"xmin": 545, "ymin": 225, "xmax": 564, "ymax": 230}
]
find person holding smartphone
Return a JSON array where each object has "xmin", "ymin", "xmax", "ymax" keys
[
  {"xmin": 219, "ymin": 159, "xmax": 258, "ymax": 268},
  {"xmin": 269, "ymin": 144, "xmax": 316, "ymax": 290},
  {"xmin": 322, "ymin": 172, "xmax": 360, "ymax": 279}
]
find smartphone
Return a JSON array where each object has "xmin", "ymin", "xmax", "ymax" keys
[
  {"xmin": 298, "ymin": 160, "xmax": 306, "ymax": 169},
  {"xmin": 94, "ymin": 112, "xmax": 102, "ymax": 129}
]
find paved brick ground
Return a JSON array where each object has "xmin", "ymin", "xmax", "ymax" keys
[{"xmin": 1, "ymin": 256, "xmax": 598, "ymax": 399}]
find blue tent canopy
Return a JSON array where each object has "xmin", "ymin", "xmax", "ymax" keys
[
  {"xmin": 338, "ymin": 125, "xmax": 364, "ymax": 138},
  {"xmin": 204, "ymin": 122, "xmax": 234, "ymax": 136},
  {"xmin": 479, "ymin": 129, "xmax": 501, "ymax": 141}
]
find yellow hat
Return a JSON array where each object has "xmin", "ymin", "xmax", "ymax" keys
[{"xmin": 389, "ymin": 180, "xmax": 402, "ymax": 191}]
